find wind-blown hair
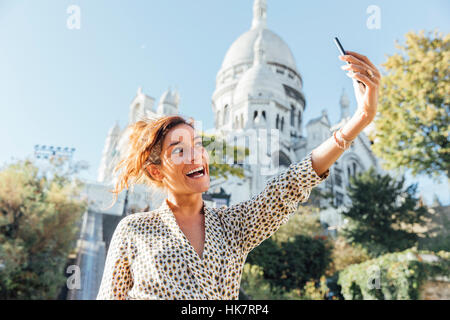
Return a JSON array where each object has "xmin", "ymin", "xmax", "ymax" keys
[{"xmin": 108, "ymin": 115, "xmax": 193, "ymax": 208}]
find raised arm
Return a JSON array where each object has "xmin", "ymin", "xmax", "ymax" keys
[
  {"xmin": 218, "ymin": 152, "xmax": 330, "ymax": 255},
  {"xmin": 217, "ymin": 52, "xmax": 380, "ymax": 256},
  {"xmin": 312, "ymin": 51, "xmax": 380, "ymax": 177}
]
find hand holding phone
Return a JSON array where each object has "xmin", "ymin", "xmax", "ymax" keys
[{"xmin": 334, "ymin": 37, "xmax": 366, "ymax": 89}]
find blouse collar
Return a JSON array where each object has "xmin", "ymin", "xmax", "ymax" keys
[
  {"xmin": 158, "ymin": 198, "xmax": 209, "ymax": 215},
  {"xmin": 157, "ymin": 197, "xmax": 223, "ymax": 299}
]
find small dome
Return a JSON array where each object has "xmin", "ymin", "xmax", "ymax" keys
[
  {"xmin": 108, "ymin": 122, "xmax": 121, "ymax": 136},
  {"xmin": 233, "ymin": 32, "xmax": 285, "ymax": 104},
  {"xmin": 220, "ymin": 28, "xmax": 297, "ymax": 73},
  {"xmin": 233, "ymin": 64, "xmax": 285, "ymax": 103},
  {"xmin": 159, "ymin": 89, "xmax": 179, "ymax": 106}
]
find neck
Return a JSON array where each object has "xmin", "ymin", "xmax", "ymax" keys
[{"xmin": 166, "ymin": 192, "xmax": 204, "ymax": 218}]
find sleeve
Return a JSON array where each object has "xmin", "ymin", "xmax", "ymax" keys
[
  {"xmin": 96, "ymin": 216, "xmax": 134, "ymax": 300},
  {"xmin": 219, "ymin": 152, "xmax": 330, "ymax": 255}
]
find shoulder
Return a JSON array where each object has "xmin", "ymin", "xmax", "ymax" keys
[
  {"xmin": 116, "ymin": 209, "xmax": 162, "ymax": 234},
  {"xmin": 206, "ymin": 204, "xmax": 244, "ymax": 222},
  {"xmin": 205, "ymin": 204, "xmax": 228, "ymax": 215}
]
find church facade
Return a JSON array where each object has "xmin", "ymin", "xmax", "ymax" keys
[{"xmin": 96, "ymin": 0, "xmax": 383, "ymax": 228}]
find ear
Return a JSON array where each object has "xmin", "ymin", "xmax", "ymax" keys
[{"xmin": 146, "ymin": 164, "xmax": 164, "ymax": 182}]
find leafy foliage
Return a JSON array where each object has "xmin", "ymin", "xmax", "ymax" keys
[
  {"xmin": 419, "ymin": 205, "xmax": 450, "ymax": 252},
  {"xmin": 0, "ymin": 158, "xmax": 87, "ymax": 299},
  {"xmin": 341, "ymin": 167, "xmax": 429, "ymax": 256},
  {"xmin": 327, "ymin": 237, "xmax": 372, "ymax": 276},
  {"xmin": 337, "ymin": 248, "xmax": 450, "ymax": 300},
  {"xmin": 239, "ymin": 264, "xmax": 277, "ymax": 299},
  {"xmin": 271, "ymin": 206, "xmax": 323, "ymax": 243},
  {"xmin": 370, "ymin": 30, "xmax": 450, "ymax": 179},
  {"xmin": 240, "ymin": 264, "xmax": 331, "ymax": 300},
  {"xmin": 246, "ymin": 206, "xmax": 332, "ymax": 293},
  {"xmin": 200, "ymin": 133, "xmax": 249, "ymax": 180},
  {"xmin": 300, "ymin": 277, "xmax": 330, "ymax": 300}
]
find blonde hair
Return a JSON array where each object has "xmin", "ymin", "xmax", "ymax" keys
[{"xmin": 108, "ymin": 115, "xmax": 193, "ymax": 208}]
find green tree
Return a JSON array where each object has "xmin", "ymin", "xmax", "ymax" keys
[
  {"xmin": 418, "ymin": 199, "xmax": 450, "ymax": 252},
  {"xmin": 201, "ymin": 133, "xmax": 249, "ymax": 179},
  {"xmin": 0, "ymin": 158, "xmax": 87, "ymax": 299},
  {"xmin": 370, "ymin": 30, "xmax": 450, "ymax": 179},
  {"xmin": 246, "ymin": 235, "xmax": 332, "ymax": 294},
  {"xmin": 272, "ymin": 205, "xmax": 323, "ymax": 242},
  {"xmin": 327, "ymin": 236, "xmax": 371, "ymax": 276},
  {"xmin": 246, "ymin": 206, "xmax": 332, "ymax": 294},
  {"xmin": 341, "ymin": 167, "xmax": 428, "ymax": 257}
]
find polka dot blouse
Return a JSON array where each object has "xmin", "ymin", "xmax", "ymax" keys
[{"xmin": 96, "ymin": 152, "xmax": 329, "ymax": 300}]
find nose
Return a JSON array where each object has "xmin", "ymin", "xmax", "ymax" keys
[{"xmin": 188, "ymin": 145, "xmax": 203, "ymax": 165}]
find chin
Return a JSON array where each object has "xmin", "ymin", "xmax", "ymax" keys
[
  {"xmin": 193, "ymin": 178, "xmax": 210, "ymax": 193},
  {"xmin": 184, "ymin": 166, "xmax": 210, "ymax": 193},
  {"xmin": 202, "ymin": 180, "xmax": 211, "ymax": 192}
]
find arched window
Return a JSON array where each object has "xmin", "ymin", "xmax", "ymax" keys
[
  {"xmin": 290, "ymin": 105, "xmax": 295, "ymax": 126},
  {"xmin": 253, "ymin": 110, "xmax": 258, "ymax": 120},
  {"xmin": 335, "ymin": 174, "xmax": 342, "ymax": 187},
  {"xmin": 216, "ymin": 111, "xmax": 221, "ymax": 127},
  {"xmin": 223, "ymin": 105, "xmax": 229, "ymax": 125},
  {"xmin": 336, "ymin": 192, "xmax": 344, "ymax": 207},
  {"xmin": 240, "ymin": 114, "xmax": 244, "ymax": 129},
  {"xmin": 262, "ymin": 110, "xmax": 266, "ymax": 120},
  {"xmin": 281, "ymin": 117, "xmax": 284, "ymax": 132},
  {"xmin": 298, "ymin": 110, "xmax": 302, "ymax": 128},
  {"xmin": 276, "ymin": 114, "xmax": 280, "ymax": 129}
]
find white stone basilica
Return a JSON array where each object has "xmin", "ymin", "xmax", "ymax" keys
[{"xmin": 96, "ymin": 0, "xmax": 383, "ymax": 229}]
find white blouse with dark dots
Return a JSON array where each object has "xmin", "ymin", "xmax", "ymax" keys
[{"xmin": 96, "ymin": 152, "xmax": 330, "ymax": 300}]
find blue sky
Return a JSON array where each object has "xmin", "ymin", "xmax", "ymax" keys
[{"xmin": 0, "ymin": 0, "xmax": 449, "ymax": 205}]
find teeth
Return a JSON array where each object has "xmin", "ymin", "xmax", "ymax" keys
[{"xmin": 186, "ymin": 166, "xmax": 203, "ymax": 175}]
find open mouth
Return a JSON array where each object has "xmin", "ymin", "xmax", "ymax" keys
[{"xmin": 185, "ymin": 166, "xmax": 206, "ymax": 179}]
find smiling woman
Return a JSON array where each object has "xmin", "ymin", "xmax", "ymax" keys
[
  {"xmin": 97, "ymin": 48, "xmax": 380, "ymax": 300},
  {"xmin": 96, "ymin": 115, "xmax": 332, "ymax": 300},
  {"xmin": 110, "ymin": 116, "xmax": 199, "ymax": 194},
  {"xmin": 146, "ymin": 122, "xmax": 211, "ymax": 197}
]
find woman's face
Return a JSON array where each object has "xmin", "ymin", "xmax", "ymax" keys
[{"xmin": 148, "ymin": 123, "xmax": 210, "ymax": 195}]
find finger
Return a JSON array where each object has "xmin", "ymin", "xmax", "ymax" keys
[
  {"xmin": 346, "ymin": 71, "xmax": 376, "ymax": 89},
  {"xmin": 342, "ymin": 66, "xmax": 380, "ymax": 87},
  {"xmin": 345, "ymin": 51, "xmax": 380, "ymax": 77},
  {"xmin": 341, "ymin": 64, "xmax": 379, "ymax": 85},
  {"xmin": 339, "ymin": 55, "xmax": 380, "ymax": 79}
]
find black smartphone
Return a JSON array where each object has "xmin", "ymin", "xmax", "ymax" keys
[
  {"xmin": 334, "ymin": 37, "xmax": 347, "ymax": 57},
  {"xmin": 334, "ymin": 37, "xmax": 365, "ymax": 88}
]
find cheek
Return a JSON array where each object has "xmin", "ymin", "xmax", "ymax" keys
[
  {"xmin": 203, "ymin": 152, "xmax": 210, "ymax": 167},
  {"xmin": 160, "ymin": 161, "xmax": 185, "ymax": 182},
  {"xmin": 167, "ymin": 165, "xmax": 185, "ymax": 181}
]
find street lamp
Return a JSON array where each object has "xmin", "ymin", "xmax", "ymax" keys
[{"xmin": 34, "ymin": 144, "xmax": 76, "ymax": 161}]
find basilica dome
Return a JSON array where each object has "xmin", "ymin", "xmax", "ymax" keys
[
  {"xmin": 233, "ymin": 52, "xmax": 285, "ymax": 104},
  {"xmin": 220, "ymin": 27, "xmax": 297, "ymax": 73},
  {"xmin": 233, "ymin": 26, "xmax": 287, "ymax": 104}
]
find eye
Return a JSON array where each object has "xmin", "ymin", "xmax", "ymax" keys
[
  {"xmin": 195, "ymin": 141, "xmax": 203, "ymax": 147},
  {"xmin": 172, "ymin": 147, "xmax": 183, "ymax": 155}
]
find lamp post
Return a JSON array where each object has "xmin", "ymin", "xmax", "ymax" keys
[
  {"xmin": 122, "ymin": 188, "xmax": 129, "ymax": 217},
  {"xmin": 34, "ymin": 145, "xmax": 76, "ymax": 161}
]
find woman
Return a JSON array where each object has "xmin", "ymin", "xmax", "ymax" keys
[{"xmin": 97, "ymin": 51, "xmax": 380, "ymax": 300}]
